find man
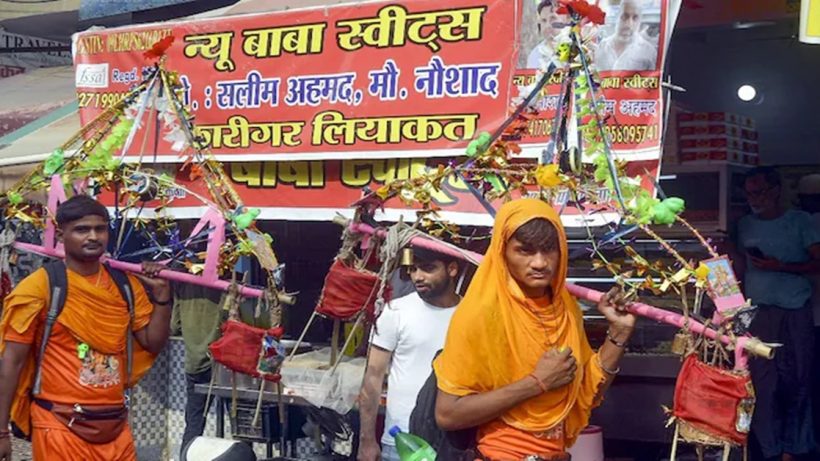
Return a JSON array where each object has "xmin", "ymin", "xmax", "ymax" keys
[
  {"xmin": 434, "ymin": 198, "xmax": 633, "ymax": 460},
  {"xmin": 0, "ymin": 195, "xmax": 172, "ymax": 461},
  {"xmin": 526, "ymin": 0, "xmax": 568, "ymax": 70},
  {"xmin": 596, "ymin": 0, "xmax": 658, "ymax": 71},
  {"xmin": 735, "ymin": 167, "xmax": 820, "ymax": 461},
  {"xmin": 358, "ymin": 248, "xmax": 461, "ymax": 461},
  {"xmin": 797, "ymin": 173, "xmax": 820, "ymax": 454},
  {"xmin": 173, "ymin": 283, "xmax": 224, "ymax": 458}
]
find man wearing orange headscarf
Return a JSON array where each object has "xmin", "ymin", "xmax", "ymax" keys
[
  {"xmin": 434, "ymin": 198, "xmax": 635, "ymax": 460},
  {"xmin": 0, "ymin": 195, "xmax": 172, "ymax": 461}
]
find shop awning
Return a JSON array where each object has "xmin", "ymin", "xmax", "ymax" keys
[
  {"xmin": 0, "ymin": 104, "xmax": 79, "ymax": 167},
  {"xmin": 0, "ymin": 65, "xmax": 78, "ymax": 168}
]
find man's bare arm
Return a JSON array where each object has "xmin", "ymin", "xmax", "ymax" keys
[
  {"xmin": 133, "ymin": 304, "xmax": 172, "ymax": 355},
  {"xmin": 132, "ymin": 262, "xmax": 173, "ymax": 355},
  {"xmin": 0, "ymin": 342, "xmax": 31, "ymax": 430},
  {"xmin": 357, "ymin": 345, "xmax": 391, "ymax": 460},
  {"xmin": 435, "ymin": 348, "xmax": 576, "ymax": 431},
  {"xmin": 592, "ymin": 326, "xmax": 631, "ymax": 401},
  {"xmin": 435, "ymin": 379, "xmax": 541, "ymax": 431}
]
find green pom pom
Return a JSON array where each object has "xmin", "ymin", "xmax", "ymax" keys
[
  {"xmin": 6, "ymin": 191, "xmax": 23, "ymax": 205},
  {"xmin": 662, "ymin": 197, "xmax": 685, "ymax": 214},
  {"xmin": 233, "ymin": 208, "xmax": 261, "ymax": 230},
  {"xmin": 43, "ymin": 149, "xmax": 65, "ymax": 176},
  {"xmin": 465, "ymin": 131, "xmax": 492, "ymax": 157},
  {"xmin": 484, "ymin": 173, "xmax": 504, "ymax": 192},
  {"xmin": 466, "ymin": 141, "xmax": 479, "ymax": 157},
  {"xmin": 651, "ymin": 202, "xmax": 676, "ymax": 225}
]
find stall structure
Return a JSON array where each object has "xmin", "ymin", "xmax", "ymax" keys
[{"xmin": 1, "ymin": 0, "xmax": 775, "ymax": 460}]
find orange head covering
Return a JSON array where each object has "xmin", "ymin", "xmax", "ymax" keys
[{"xmin": 434, "ymin": 198, "xmax": 601, "ymax": 439}]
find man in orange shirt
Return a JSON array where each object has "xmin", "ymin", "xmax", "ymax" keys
[
  {"xmin": 0, "ymin": 195, "xmax": 173, "ymax": 461},
  {"xmin": 434, "ymin": 199, "xmax": 635, "ymax": 460}
]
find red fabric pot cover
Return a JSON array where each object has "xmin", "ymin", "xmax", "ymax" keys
[
  {"xmin": 316, "ymin": 259, "xmax": 390, "ymax": 321},
  {"xmin": 0, "ymin": 272, "xmax": 11, "ymax": 300},
  {"xmin": 209, "ymin": 320, "xmax": 284, "ymax": 382},
  {"xmin": 673, "ymin": 354, "xmax": 755, "ymax": 445}
]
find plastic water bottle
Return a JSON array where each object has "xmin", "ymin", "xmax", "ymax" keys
[{"xmin": 388, "ymin": 426, "xmax": 437, "ymax": 461}]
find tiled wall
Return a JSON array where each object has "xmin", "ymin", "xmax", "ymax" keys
[{"xmin": 130, "ymin": 338, "xmax": 350, "ymax": 461}]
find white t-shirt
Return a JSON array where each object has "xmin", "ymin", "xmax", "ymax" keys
[
  {"xmin": 526, "ymin": 41, "xmax": 555, "ymax": 70},
  {"xmin": 595, "ymin": 34, "xmax": 658, "ymax": 71},
  {"xmin": 370, "ymin": 292, "xmax": 457, "ymax": 447}
]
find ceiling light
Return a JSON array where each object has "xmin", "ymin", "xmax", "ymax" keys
[{"xmin": 737, "ymin": 85, "xmax": 757, "ymax": 102}]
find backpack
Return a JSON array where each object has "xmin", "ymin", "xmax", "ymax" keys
[
  {"xmin": 11, "ymin": 260, "xmax": 136, "ymax": 441},
  {"xmin": 408, "ymin": 351, "xmax": 477, "ymax": 461},
  {"xmin": 32, "ymin": 260, "xmax": 136, "ymax": 396}
]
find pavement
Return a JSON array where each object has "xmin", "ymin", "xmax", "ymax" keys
[{"xmin": 11, "ymin": 437, "xmax": 32, "ymax": 461}]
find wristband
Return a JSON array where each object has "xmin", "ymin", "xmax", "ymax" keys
[
  {"xmin": 0, "ymin": 429, "xmax": 10, "ymax": 439},
  {"xmin": 606, "ymin": 329, "xmax": 628, "ymax": 348},
  {"xmin": 529, "ymin": 373, "xmax": 549, "ymax": 394},
  {"xmin": 151, "ymin": 293, "xmax": 173, "ymax": 305},
  {"xmin": 596, "ymin": 353, "xmax": 621, "ymax": 375}
]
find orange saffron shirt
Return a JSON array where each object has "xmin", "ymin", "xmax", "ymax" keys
[{"xmin": 0, "ymin": 267, "xmax": 156, "ymax": 438}]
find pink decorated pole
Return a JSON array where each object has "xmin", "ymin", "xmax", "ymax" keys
[
  {"xmin": 18, "ymin": 178, "xmax": 268, "ymax": 298},
  {"xmin": 186, "ymin": 208, "xmax": 225, "ymax": 285},
  {"xmin": 344, "ymin": 220, "xmax": 773, "ymax": 362},
  {"xmin": 13, "ymin": 241, "xmax": 265, "ymax": 299},
  {"xmin": 43, "ymin": 175, "xmax": 67, "ymax": 255}
]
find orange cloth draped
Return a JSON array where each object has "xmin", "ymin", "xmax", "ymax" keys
[
  {"xmin": 433, "ymin": 199, "xmax": 606, "ymax": 458},
  {"xmin": 0, "ymin": 267, "xmax": 156, "ymax": 438}
]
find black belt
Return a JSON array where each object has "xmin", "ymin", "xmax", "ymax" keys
[{"xmin": 33, "ymin": 398, "xmax": 127, "ymax": 420}]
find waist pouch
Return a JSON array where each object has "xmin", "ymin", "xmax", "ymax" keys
[{"xmin": 34, "ymin": 398, "xmax": 127, "ymax": 444}]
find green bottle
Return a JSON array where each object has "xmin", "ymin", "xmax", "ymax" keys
[{"xmin": 388, "ymin": 426, "xmax": 437, "ymax": 461}]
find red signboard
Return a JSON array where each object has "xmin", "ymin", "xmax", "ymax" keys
[{"xmin": 72, "ymin": 0, "xmax": 520, "ymax": 161}]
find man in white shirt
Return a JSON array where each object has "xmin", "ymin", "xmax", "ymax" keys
[
  {"xmin": 526, "ymin": 0, "xmax": 568, "ymax": 69},
  {"xmin": 596, "ymin": 0, "xmax": 658, "ymax": 71},
  {"xmin": 357, "ymin": 248, "xmax": 461, "ymax": 461}
]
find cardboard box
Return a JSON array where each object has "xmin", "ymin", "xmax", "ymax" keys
[
  {"xmin": 677, "ymin": 111, "xmax": 755, "ymax": 129},
  {"xmin": 743, "ymin": 141, "xmax": 759, "ymax": 153},
  {"xmin": 680, "ymin": 149, "xmax": 752, "ymax": 166},
  {"xmin": 743, "ymin": 153, "xmax": 760, "ymax": 165},
  {"xmin": 679, "ymin": 137, "xmax": 744, "ymax": 151},
  {"xmin": 678, "ymin": 123, "xmax": 743, "ymax": 138},
  {"xmin": 741, "ymin": 129, "xmax": 758, "ymax": 141}
]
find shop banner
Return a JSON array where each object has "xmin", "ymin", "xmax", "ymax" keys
[
  {"xmin": 72, "ymin": 0, "xmax": 520, "ymax": 161},
  {"xmin": 514, "ymin": 0, "xmax": 676, "ymax": 162},
  {"xmin": 82, "ymin": 0, "xmax": 679, "ymax": 227}
]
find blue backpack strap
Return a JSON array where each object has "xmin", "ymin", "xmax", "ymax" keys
[
  {"xmin": 32, "ymin": 261, "xmax": 68, "ymax": 396},
  {"xmin": 103, "ymin": 263, "xmax": 134, "ymax": 395}
]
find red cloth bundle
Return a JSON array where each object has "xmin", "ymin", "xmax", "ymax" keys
[
  {"xmin": 209, "ymin": 320, "xmax": 284, "ymax": 382},
  {"xmin": 316, "ymin": 259, "xmax": 390, "ymax": 321},
  {"xmin": 673, "ymin": 354, "xmax": 755, "ymax": 445}
]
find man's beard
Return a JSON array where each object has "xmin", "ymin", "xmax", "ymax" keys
[{"xmin": 417, "ymin": 282, "xmax": 449, "ymax": 303}]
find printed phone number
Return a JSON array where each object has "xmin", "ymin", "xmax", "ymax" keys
[
  {"xmin": 603, "ymin": 124, "xmax": 660, "ymax": 145},
  {"xmin": 77, "ymin": 91, "xmax": 129, "ymax": 109}
]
